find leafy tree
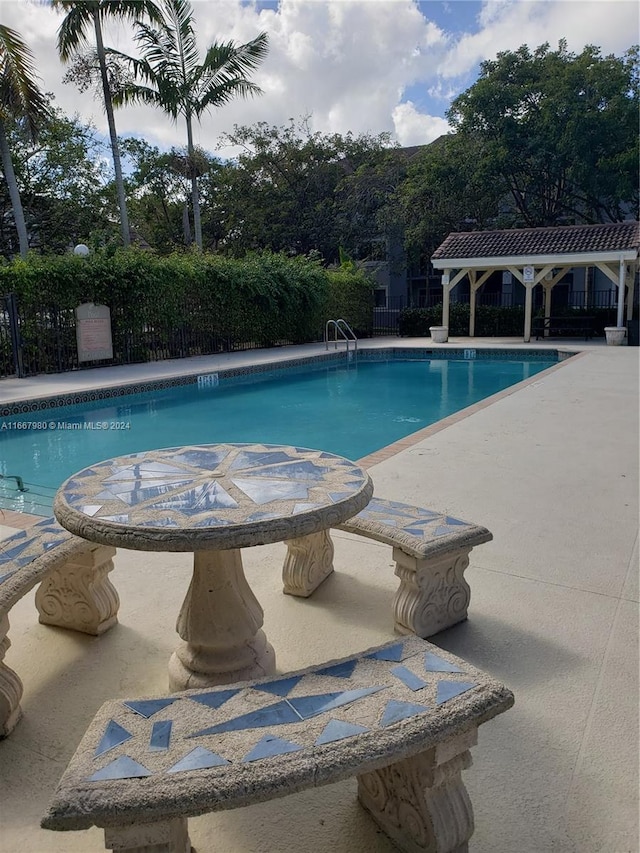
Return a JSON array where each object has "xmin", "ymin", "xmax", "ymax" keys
[
  {"xmin": 112, "ymin": 0, "xmax": 268, "ymax": 250},
  {"xmin": 52, "ymin": 0, "xmax": 163, "ymax": 247},
  {"xmin": 0, "ymin": 24, "xmax": 51, "ymax": 258},
  {"xmin": 217, "ymin": 118, "xmax": 391, "ymax": 261},
  {"xmin": 121, "ymin": 136, "xmax": 221, "ymax": 252},
  {"xmin": 448, "ymin": 41, "xmax": 639, "ymax": 226},
  {"xmin": 0, "ymin": 101, "xmax": 115, "ymax": 257},
  {"xmin": 398, "ymin": 134, "xmax": 504, "ymax": 272},
  {"xmin": 334, "ymin": 144, "xmax": 416, "ymax": 267}
]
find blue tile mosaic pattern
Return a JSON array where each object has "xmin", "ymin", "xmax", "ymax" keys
[
  {"xmin": 167, "ymin": 747, "xmax": 229, "ymax": 774},
  {"xmin": 242, "ymin": 735, "xmax": 303, "ymax": 763},
  {"xmin": 56, "ymin": 444, "xmax": 370, "ymax": 540},
  {"xmin": 85, "ymin": 639, "xmax": 479, "ymax": 782},
  {"xmin": 347, "ymin": 498, "xmax": 477, "ymax": 542},
  {"xmin": 391, "ymin": 665, "xmax": 428, "ymax": 691},
  {"xmin": 315, "ymin": 719, "xmax": 369, "ymax": 745},
  {"xmin": 95, "ymin": 721, "xmax": 133, "ymax": 756},
  {"xmin": 0, "ymin": 519, "xmax": 74, "ymax": 588},
  {"xmin": 149, "ymin": 721, "xmax": 172, "ymax": 752},
  {"xmin": 89, "ymin": 756, "xmax": 152, "ymax": 781}
]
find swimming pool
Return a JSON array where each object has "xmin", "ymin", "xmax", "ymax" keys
[{"xmin": 1, "ymin": 352, "xmax": 558, "ymax": 514}]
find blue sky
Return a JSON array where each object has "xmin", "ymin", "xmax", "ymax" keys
[{"xmin": 2, "ymin": 0, "xmax": 637, "ymax": 156}]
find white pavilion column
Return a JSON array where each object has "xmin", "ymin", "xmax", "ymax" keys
[
  {"xmin": 595, "ymin": 260, "xmax": 631, "ymax": 326},
  {"xmin": 523, "ymin": 284, "xmax": 534, "ymax": 343},
  {"xmin": 541, "ymin": 267, "xmax": 571, "ymax": 336},
  {"xmin": 509, "ymin": 265, "xmax": 554, "ymax": 342},
  {"xmin": 626, "ymin": 264, "xmax": 636, "ymax": 322},
  {"xmin": 468, "ymin": 270, "xmax": 476, "ymax": 337},
  {"xmin": 441, "ymin": 269, "xmax": 451, "ymax": 331},
  {"xmin": 469, "ymin": 270, "xmax": 491, "ymax": 337},
  {"xmin": 440, "ymin": 268, "xmax": 468, "ymax": 335},
  {"xmin": 617, "ymin": 257, "xmax": 626, "ymax": 328},
  {"xmin": 543, "ymin": 282, "xmax": 553, "ymax": 320}
]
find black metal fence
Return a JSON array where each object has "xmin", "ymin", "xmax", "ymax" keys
[
  {"xmin": 369, "ymin": 288, "xmax": 630, "ymax": 335},
  {"xmin": 0, "ymin": 293, "xmax": 285, "ymax": 379},
  {"xmin": 1, "ymin": 286, "xmax": 635, "ymax": 378}
]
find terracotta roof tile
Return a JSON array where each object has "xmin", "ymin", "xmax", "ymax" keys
[{"xmin": 432, "ymin": 221, "xmax": 639, "ymax": 261}]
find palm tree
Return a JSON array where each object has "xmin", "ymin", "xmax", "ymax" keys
[
  {"xmin": 52, "ymin": 0, "xmax": 162, "ymax": 248},
  {"xmin": 112, "ymin": 0, "xmax": 268, "ymax": 250},
  {"xmin": 0, "ymin": 25, "xmax": 50, "ymax": 258}
]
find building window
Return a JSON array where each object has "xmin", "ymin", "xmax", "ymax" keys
[{"xmin": 374, "ymin": 288, "xmax": 387, "ymax": 307}]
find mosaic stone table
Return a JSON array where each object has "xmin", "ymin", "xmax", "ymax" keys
[{"xmin": 53, "ymin": 443, "xmax": 373, "ymax": 691}]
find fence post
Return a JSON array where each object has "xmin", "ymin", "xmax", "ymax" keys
[{"xmin": 5, "ymin": 292, "xmax": 24, "ymax": 378}]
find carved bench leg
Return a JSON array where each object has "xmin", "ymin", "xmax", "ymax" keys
[
  {"xmin": 357, "ymin": 729, "xmax": 477, "ymax": 853},
  {"xmin": 104, "ymin": 818, "xmax": 190, "ymax": 853},
  {"xmin": 35, "ymin": 545, "xmax": 119, "ymax": 636},
  {"xmin": 282, "ymin": 530, "xmax": 335, "ymax": 597},
  {"xmin": 0, "ymin": 613, "xmax": 23, "ymax": 737},
  {"xmin": 392, "ymin": 546, "xmax": 472, "ymax": 638}
]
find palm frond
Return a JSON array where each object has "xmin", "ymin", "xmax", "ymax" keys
[
  {"xmin": 0, "ymin": 24, "xmax": 51, "ymax": 137},
  {"xmin": 95, "ymin": 0, "xmax": 163, "ymax": 26},
  {"xmin": 192, "ymin": 34, "xmax": 269, "ymax": 115},
  {"xmin": 53, "ymin": 1, "xmax": 163, "ymax": 61},
  {"xmin": 52, "ymin": 1, "xmax": 96, "ymax": 61}
]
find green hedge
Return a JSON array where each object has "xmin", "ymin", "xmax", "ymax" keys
[
  {"xmin": 325, "ymin": 267, "xmax": 375, "ymax": 337},
  {"xmin": 0, "ymin": 250, "xmax": 374, "ymax": 374},
  {"xmin": 398, "ymin": 304, "xmax": 527, "ymax": 337},
  {"xmin": 398, "ymin": 303, "xmax": 617, "ymax": 338},
  {"xmin": 532, "ymin": 306, "xmax": 615, "ymax": 336}
]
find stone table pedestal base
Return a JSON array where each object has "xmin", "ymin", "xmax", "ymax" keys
[{"xmin": 168, "ymin": 548, "xmax": 276, "ymax": 691}]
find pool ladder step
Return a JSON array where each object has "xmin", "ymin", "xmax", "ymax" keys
[{"xmin": 325, "ymin": 319, "xmax": 358, "ymax": 357}]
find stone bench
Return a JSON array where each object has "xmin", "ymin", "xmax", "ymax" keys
[
  {"xmin": 0, "ymin": 518, "xmax": 119, "ymax": 737},
  {"xmin": 42, "ymin": 634, "xmax": 514, "ymax": 853},
  {"xmin": 283, "ymin": 498, "xmax": 492, "ymax": 638}
]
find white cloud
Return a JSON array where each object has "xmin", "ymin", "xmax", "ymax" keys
[
  {"xmin": 440, "ymin": 0, "xmax": 637, "ymax": 79},
  {"xmin": 1, "ymin": 0, "xmax": 635, "ymax": 159},
  {"xmin": 392, "ymin": 101, "xmax": 450, "ymax": 145}
]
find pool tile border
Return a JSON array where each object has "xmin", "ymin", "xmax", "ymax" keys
[{"xmin": 0, "ymin": 347, "xmax": 569, "ymax": 418}]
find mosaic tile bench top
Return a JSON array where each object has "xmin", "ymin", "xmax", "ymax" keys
[
  {"xmin": 338, "ymin": 498, "xmax": 492, "ymax": 557},
  {"xmin": 0, "ymin": 517, "xmax": 86, "ymax": 608},
  {"xmin": 43, "ymin": 635, "xmax": 514, "ymax": 831},
  {"xmin": 54, "ymin": 443, "xmax": 373, "ymax": 552}
]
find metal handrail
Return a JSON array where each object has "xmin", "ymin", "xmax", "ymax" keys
[
  {"xmin": 0, "ymin": 474, "xmax": 29, "ymax": 492},
  {"xmin": 325, "ymin": 319, "xmax": 358, "ymax": 354}
]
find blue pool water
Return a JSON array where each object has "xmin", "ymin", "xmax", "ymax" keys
[{"xmin": 0, "ymin": 356, "xmax": 556, "ymax": 514}]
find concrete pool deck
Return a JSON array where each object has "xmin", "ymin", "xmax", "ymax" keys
[{"xmin": 0, "ymin": 337, "xmax": 638, "ymax": 852}]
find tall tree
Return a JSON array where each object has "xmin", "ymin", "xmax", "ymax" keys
[
  {"xmin": 0, "ymin": 24, "xmax": 50, "ymax": 258},
  {"xmin": 0, "ymin": 102, "xmax": 114, "ymax": 257},
  {"xmin": 217, "ymin": 118, "xmax": 390, "ymax": 260},
  {"xmin": 398, "ymin": 134, "xmax": 505, "ymax": 272},
  {"xmin": 448, "ymin": 41, "xmax": 639, "ymax": 226},
  {"xmin": 121, "ymin": 137, "xmax": 221, "ymax": 252},
  {"xmin": 112, "ymin": 0, "xmax": 268, "ymax": 250},
  {"xmin": 52, "ymin": 0, "xmax": 162, "ymax": 247}
]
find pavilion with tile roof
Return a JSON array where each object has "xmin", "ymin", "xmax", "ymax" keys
[{"xmin": 431, "ymin": 221, "xmax": 639, "ymax": 341}]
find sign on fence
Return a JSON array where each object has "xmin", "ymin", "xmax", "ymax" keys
[{"xmin": 76, "ymin": 302, "xmax": 113, "ymax": 362}]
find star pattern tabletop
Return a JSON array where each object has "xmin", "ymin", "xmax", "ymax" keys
[{"xmin": 53, "ymin": 443, "xmax": 373, "ymax": 552}]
